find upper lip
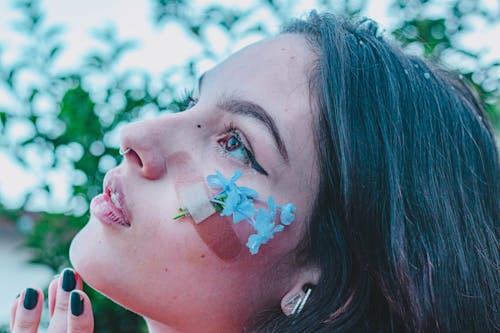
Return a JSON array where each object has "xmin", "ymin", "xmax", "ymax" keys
[{"xmin": 103, "ymin": 169, "xmax": 132, "ymax": 226}]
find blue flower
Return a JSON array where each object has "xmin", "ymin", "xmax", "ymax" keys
[
  {"xmin": 279, "ymin": 203, "xmax": 296, "ymax": 225},
  {"xmin": 207, "ymin": 169, "xmax": 258, "ymax": 199},
  {"xmin": 254, "ymin": 207, "xmax": 284, "ymax": 239},
  {"xmin": 246, "ymin": 208, "xmax": 284, "ymax": 254},
  {"xmin": 267, "ymin": 196, "xmax": 276, "ymax": 218},
  {"xmin": 220, "ymin": 188, "xmax": 255, "ymax": 223},
  {"xmin": 207, "ymin": 169, "xmax": 242, "ymax": 193},
  {"xmin": 246, "ymin": 234, "xmax": 266, "ymax": 255},
  {"xmin": 204, "ymin": 169, "xmax": 296, "ymax": 255},
  {"xmin": 236, "ymin": 185, "xmax": 258, "ymax": 199}
]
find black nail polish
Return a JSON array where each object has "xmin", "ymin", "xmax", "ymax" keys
[
  {"xmin": 71, "ymin": 292, "xmax": 84, "ymax": 316},
  {"xmin": 23, "ymin": 288, "xmax": 38, "ymax": 310},
  {"xmin": 62, "ymin": 270, "xmax": 76, "ymax": 292}
]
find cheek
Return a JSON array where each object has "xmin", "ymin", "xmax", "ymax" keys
[{"xmin": 172, "ymin": 152, "xmax": 243, "ymax": 261}]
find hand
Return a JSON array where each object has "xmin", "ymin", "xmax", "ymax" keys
[{"xmin": 10, "ymin": 268, "xmax": 94, "ymax": 333}]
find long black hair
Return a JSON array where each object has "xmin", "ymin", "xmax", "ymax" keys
[{"xmin": 248, "ymin": 12, "xmax": 499, "ymax": 333}]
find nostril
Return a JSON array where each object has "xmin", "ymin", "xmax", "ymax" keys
[{"xmin": 124, "ymin": 148, "xmax": 143, "ymax": 168}]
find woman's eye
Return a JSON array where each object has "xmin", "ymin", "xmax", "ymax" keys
[
  {"xmin": 225, "ymin": 135, "xmax": 243, "ymax": 151},
  {"xmin": 218, "ymin": 130, "xmax": 268, "ymax": 176},
  {"xmin": 219, "ymin": 132, "xmax": 250, "ymax": 162}
]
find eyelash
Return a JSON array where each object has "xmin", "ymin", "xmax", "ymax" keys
[
  {"xmin": 180, "ymin": 90, "xmax": 198, "ymax": 110},
  {"xmin": 180, "ymin": 91, "xmax": 268, "ymax": 176}
]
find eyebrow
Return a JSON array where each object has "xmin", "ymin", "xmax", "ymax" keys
[
  {"xmin": 197, "ymin": 73, "xmax": 289, "ymax": 164},
  {"xmin": 218, "ymin": 97, "xmax": 289, "ymax": 164}
]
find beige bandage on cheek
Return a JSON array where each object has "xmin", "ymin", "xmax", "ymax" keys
[{"xmin": 178, "ymin": 182, "xmax": 216, "ymax": 224}]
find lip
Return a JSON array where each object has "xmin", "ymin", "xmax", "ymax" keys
[{"xmin": 90, "ymin": 170, "xmax": 132, "ymax": 227}]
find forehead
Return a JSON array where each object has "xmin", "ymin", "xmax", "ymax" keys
[{"xmin": 206, "ymin": 34, "xmax": 314, "ymax": 112}]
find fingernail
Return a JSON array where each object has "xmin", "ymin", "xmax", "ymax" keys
[
  {"xmin": 23, "ymin": 288, "xmax": 38, "ymax": 310},
  {"xmin": 62, "ymin": 269, "xmax": 76, "ymax": 292},
  {"xmin": 70, "ymin": 291, "xmax": 84, "ymax": 316}
]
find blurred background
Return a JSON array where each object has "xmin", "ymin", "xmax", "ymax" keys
[{"xmin": 0, "ymin": 0, "xmax": 498, "ymax": 331}]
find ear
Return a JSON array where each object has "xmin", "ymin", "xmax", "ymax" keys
[{"xmin": 280, "ymin": 266, "xmax": 320, "ymax": 316}]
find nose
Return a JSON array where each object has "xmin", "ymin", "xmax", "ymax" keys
[{"xmin": 120, "ymin": 113, "xmax": 190, "ymax": 179}]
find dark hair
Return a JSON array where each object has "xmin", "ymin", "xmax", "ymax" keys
[{"xmin": 248, "ymin": 12, "xmax": 499, "ymax": 333}]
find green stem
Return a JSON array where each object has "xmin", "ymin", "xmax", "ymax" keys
[{"xmin": 173, "ymin": 210, "xmax": 188, "ymax": 220}]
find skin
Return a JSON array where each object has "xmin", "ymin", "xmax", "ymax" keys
[{"xmin": 10, "ymin": 33, "xmax": 319, "ymax": 333}]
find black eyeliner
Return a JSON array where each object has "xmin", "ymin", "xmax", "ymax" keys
[
  {"xmin": 231, "ymin": 127, "xmax": 269, "ymax": 176},
  {"xmin": 245, "ymin": 147, "xmax": 268, "ymax": 176}
]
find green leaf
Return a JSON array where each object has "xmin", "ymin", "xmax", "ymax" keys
[
  {"xmin": 0, "ymin": 111, "xmax": 7, "ymax": 126},
  {"xmin": 56, "ymin": 84, "xmax": 100, "ymax": 148},
  {"xmin": 48, "ymin": 45, "xmax": 62, "ymax": 60}
]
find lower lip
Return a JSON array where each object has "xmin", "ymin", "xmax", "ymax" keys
[{"xmin": 90, "ymin": 193, "xmax": 130, "ymax": 227}]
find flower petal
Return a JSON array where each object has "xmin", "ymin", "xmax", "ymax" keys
[
  {"xmin": 247, "ymin": 234, "xmax": 264, "ymax": 255},
  {"xmin": 267, "ymin": 196, "xmax": 276, "ymax": 218},
  {"xmin": 279, "ymin": 203, "xmax": 296, "ymax": 225},
  {"xmin": 254, "ymin": 208, "xmax": 272, "ymax": 233},
  {"xmin": 236, "ymin": 198, "xmax": 255, "ymax": 220},
  {"xmin": 238, "ymin": 186, "xmax": 258, "ymax": 199},
  {"xmin": 207, "ymin": 174, "xmax": 224, "ymax": 189},
  {"xmin": 273, "ymin": 224, "xmax": 284, "ymax": 233},
  {"xmin": 230, "ymin": 169, "xmax": 242, "ymax": 183}
]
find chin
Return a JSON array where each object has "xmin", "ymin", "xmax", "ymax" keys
[
  {"xmin": 69, "ymin": 224, "xmax": 111, "ymax": 292},
  {"xmin": 69, "ymin": 224, "xmax": 140, "ymax": 310},
  {"xmin": 70, "ymin": 225, "xmax": 100, "ymax": 285}
]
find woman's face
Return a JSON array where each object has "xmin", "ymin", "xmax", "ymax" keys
[{"xmin": 70, "ymin": 34, "xmax": 318, "ymax": 332}]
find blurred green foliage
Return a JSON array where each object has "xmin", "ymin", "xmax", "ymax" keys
[
  {"xmin": 391, "ymin": 0, "xmax": 499, "ymax": 130},
  {"xmin": 0, "ymin": 0, "xmax": 498, "ymax": 331}
]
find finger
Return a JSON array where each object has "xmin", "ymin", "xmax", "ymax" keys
[
  {"xmin": 12, "ymin": 287, "xmax": 44, "ymax": 333},
  {"xmin": 47, "ymin": 268, "xmax": 82, "ymax": 333},
  {"xmin": 48, "ymin": 274, "xmax": 60, "ymax": 317},
  {"xmin": 10, "ymin": 294, "xmax": 20, "ymax": 332},
  {"xmin": 68, "ymin": 290, "xmax": 94, "ymax": 333}
]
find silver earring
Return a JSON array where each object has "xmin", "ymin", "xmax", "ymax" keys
[
  {"xmin": 284, "ymin": 293, "xmax": 302, "ymax": 314},
  {"xmin": 119, "ymin": 147, "xmax": 131, "ymax": 155},
  {"xmin": 290, "ymin": 287, "xmax": 312, "ymax": 315}
]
